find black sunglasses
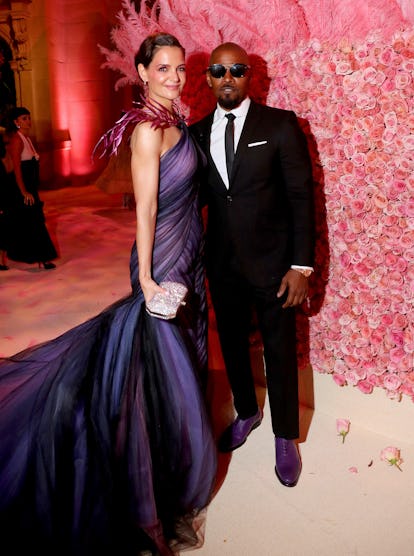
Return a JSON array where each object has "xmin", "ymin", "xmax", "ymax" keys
[{"xmin": 207, "ymin": 63, "xmax": 250, "ymax": 79}]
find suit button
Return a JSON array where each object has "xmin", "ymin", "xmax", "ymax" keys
[{"xmin": 226, "ymin": 195, "xmax": 232, "ymax": 204}]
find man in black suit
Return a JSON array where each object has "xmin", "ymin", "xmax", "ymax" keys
[{"xmin": 191, "ymin": 42, "xmax": 314, "ymax": 487}]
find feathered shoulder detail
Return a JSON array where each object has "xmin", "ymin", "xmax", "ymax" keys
[{"xmin": 93, "ymin": 96, "xmax": 184, "ymax": 158}]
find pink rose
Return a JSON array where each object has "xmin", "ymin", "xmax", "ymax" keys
[
  {"xmin": 382, "ymin": 214, "xmax": 398, "ymax": 227},
  {"xmin": 390, "ymin": 329, "xmax": 404, "ymax": 347},
  {"xmin": 358, "ymin": 291, "xmax": 376, "ymax": 306},
  {"xmin": 402, "ymin": 135, "xmax": 414, "ymax": 150},
  {"xmin": 333, "ymin": 353, "xmax": 348, "ymax": 368},
  {"xmin": 395, "ymin": 71, "xmax": 411, "ymax": 89},
  {"xmin": 381, "ymin": 312, "xmax": 394, "ymax": 326},
  {"xmin": 339, "ymin": 251, "xmax": 351, "ymax": 269},
  {"xmin": 351, "ymin": 153, "xmax": 366, "ymax": 167},
  {"xmin": 374, "ymin": 70, "xmax": 387, "ymax": 86},
  {"xmin": 383, "ymin": 373, "xmax": 402, "ymax": 390},
  {"xmin": 380, "ymin": 446, "xmax": 403, "ymax": 471},
  {"xmin": 378, "ymin": 47, "xmax": 395, "ymax": 65},
  {"xmin": 353, "ymin": 262, "xmax": 370, "ymax": 276},
  {"xmin": 362, "ymin": 67, "xmax": 377, "ymax": 83},
  {"xmin": 388, "ymin": 348, "xmax": 406, "ymax": 366},
  {"xmin": 354, "ymin": 46, "xmax": 369, "ymax": 61},
  {"xmin": 344, "ymin": 370, "xmax": 360, "ymax": 386},
  {"xmin": 357, "ymin": 380, "xmax": 374, "ymax": 394},
  {"xmin": 386, "ymin": 390, "xmax": 402, "ymax": 401},
  {"xmin": 383, "ymin": 110, "xmax": 398, "ymax": 129},
  {"xmin": 395, "ymin": 257, "xmax": 408, "ymax": 273},
  {"xmin": 332, "ymin": 373, "xmax": 347, "ymax": 387},
  {"xmin": 401, "ymin": 231, "xmax": 414, "ymax": 248},
  {"xmin": 382, "ymin": 129, "xmax": 396, "ymax": 144},
  {"xmin": 393, "ymin": 313, "xmax": 408, "ymax": 329},
  {"xmin": 401, "ymin": 199, "xmax": 414, "ymax": 218},
  {"xmin": 386, "ymin": 271, "xmax": 404, "ymax": 289},
  {"xmin": 385, "ymin": 179, "xmax": 406, "ymax": 200},
  {"xmin": 336, "ymin": 418, "xmax": 351, "ymax": 443},
  {"xmin": 335, "ymin": 61, "xmax": 354, "ymax": 75},
  {"xmin": 406, "ymin": 114, "xmax": 414, "ymax": 129},
  {"xmin": 402, "ymin": 59, "xmax": 414, "ymax": 72},
  {"xmin": 371, "ymin": 192, "xmax": 388, "ymax": 209},
  {"xmin": 357, "ymin": 320, "xmax": 373, "ymax": 337},
  {"xmin": 367, "ymin": 374, "xmax": 382, "ymax": 386}
]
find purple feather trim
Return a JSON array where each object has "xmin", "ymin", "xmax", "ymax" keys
[{"xmin": 93, "ymin": 97, "xmax": 184, "ymax": 159}]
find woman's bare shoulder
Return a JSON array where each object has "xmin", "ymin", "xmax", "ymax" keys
[{"xmin": 130, "ymin": 121, "xmax": 163, "ymax": 154}]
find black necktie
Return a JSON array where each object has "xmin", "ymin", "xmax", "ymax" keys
[{"xmin": 225, "ymin": 113, "xmax": 236, "ymax": 180}]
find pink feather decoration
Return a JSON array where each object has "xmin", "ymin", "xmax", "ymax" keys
[
  {"xmin": 93, "ymin": 96, "xmax": 183, "ymax": 158},
  {"xmin": 300, "ymin": 0, "xmax": 408, "ymax": 42},
  {"xmin": 98, "ymin": 0, "xmax": 411, "ymax": 93}
]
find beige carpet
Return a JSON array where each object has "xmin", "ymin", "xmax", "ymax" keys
[{"xmin": 1, "ymin": 185, "xmax": 413, "ymax": 556}]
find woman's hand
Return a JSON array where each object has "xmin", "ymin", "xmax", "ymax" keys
[
  {"xmin": 23, "ymin": 192, "xmax": 35, "ymax": 206},
  {"xmin": 140, "ymin": 276, "xmax": 165, "ymax": 304}
]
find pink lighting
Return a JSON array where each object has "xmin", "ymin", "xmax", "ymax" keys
[{"xmin": 36, "ymin": 0, "xmax": 127, "ymax": 185}]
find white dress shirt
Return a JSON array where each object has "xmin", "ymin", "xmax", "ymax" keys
[{"xmin": 210, "ymin": 97, "xmax": 251, "ymax": 189}]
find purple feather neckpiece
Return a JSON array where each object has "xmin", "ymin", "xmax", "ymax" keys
[{"xmin": 93, "ymin": 97, "xmax": 184, "ymax": 159}]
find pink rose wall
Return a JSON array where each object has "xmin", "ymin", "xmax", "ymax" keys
[{"xmin": 99, "ymin": 0, "xmax": 414, "ymax": 402}]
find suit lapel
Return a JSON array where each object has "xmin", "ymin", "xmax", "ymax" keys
[
  {"xmin": 230, "ymin": 102, "xmax": 260, "ymax": 186},
  {"xmin": 199, "ymin": 104, "xmax": 262, "ymax": 192},
  {"xmin": 200, "ymin": 112, "xmax": 229, "ymax": 193}
]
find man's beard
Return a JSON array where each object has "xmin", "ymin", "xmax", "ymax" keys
[{"xmin": 218, "ymin": 92, "xmax": 242, "ymax": 110}]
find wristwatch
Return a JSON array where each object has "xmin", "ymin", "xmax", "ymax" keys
[{"xmin": 293, "ymin": 268, "xmax": 313, "ymax": 278}]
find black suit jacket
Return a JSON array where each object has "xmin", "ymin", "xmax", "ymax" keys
[{"xmin": 190, "ymin": 101, "xmax": 314, "ymax": 288}]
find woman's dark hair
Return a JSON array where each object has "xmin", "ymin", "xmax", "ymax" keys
[
  {"xmin": 134, "ymin": 33, "xmax": 184, "ymax": 70},
  {"xmin": 5, "ymin": 106, "xmax": 30, "ymax": 132}
]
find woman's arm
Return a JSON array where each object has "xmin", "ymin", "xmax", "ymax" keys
[
  {"xmin": 8, "ymin": 133, "xmax": 34, "ymax": 205},
  {"xmin": 130, "ymin": 121, "xmax": 165, "ymax": 303}
]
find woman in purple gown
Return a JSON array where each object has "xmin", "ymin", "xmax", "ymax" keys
[{"xmin": 0, "ymin": 33, "xmax": 216, "ymax": 556}]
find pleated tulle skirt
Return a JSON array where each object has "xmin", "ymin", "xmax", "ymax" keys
[{"xmin": 0, "ymin": 291, "xmax": 217, "ymax": 555}]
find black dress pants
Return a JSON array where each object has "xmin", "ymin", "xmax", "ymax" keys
[{"xmin": 208, "ymin": 264, "xmax": 299, "ymax": 439}]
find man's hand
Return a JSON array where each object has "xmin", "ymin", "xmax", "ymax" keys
[{"xmin": 277, "ymin": 269, "xmax": 309, "ymax": 308}]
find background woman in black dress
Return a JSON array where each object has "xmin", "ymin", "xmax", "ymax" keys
[
  {"xmin": 5, "ymin": 106, "xmax": 57, "ymax": 269},
  {"xmin": 0, "ymin": 133, "xmax": 11, "ymax": 270}
]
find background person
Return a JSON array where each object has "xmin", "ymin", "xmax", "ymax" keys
[
  {"xmin": 5, "ymin": 106, "xmax": 57, "ymax": 269},
  {"xmin": 0, "ymin": 133, "xmax": 12, "ymax": 270}
]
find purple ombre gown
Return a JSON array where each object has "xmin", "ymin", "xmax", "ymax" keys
[{"xmin": 0, "ymin": 122, "xmax": 217, "ymax": 556}]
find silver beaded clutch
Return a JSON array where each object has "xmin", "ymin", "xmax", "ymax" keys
[{"xmin": 146, "ymin": 281, "xmax": 188, "ymax": 320}]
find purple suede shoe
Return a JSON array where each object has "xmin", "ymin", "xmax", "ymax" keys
[
  {"xmin": 218, "ymin": 409, "xmax": 263, "ymax": 452},
  {"xmin": 274, "ymin": 437, "xmax": 302, "ymax": 487}
]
